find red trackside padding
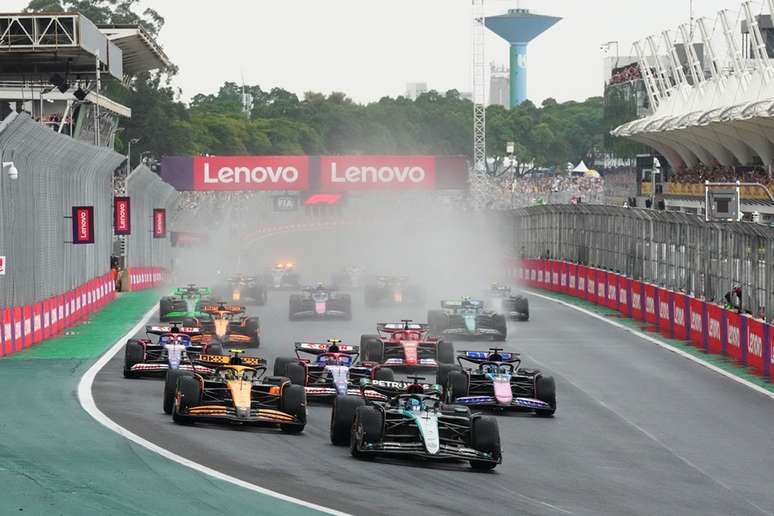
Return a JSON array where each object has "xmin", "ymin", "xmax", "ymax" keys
[
  {"xmin": 551, "ymin": 261, "xmax": 560, "ymax": 292},
  {"xmin": 659, "ymin": 289, "xmax": 672, "ymax": 338},
  {"xmin": 22, "ymin": 305, "xmax": 32, "ymax": 348},
  {"xmin": 32, "ymin": 303, "xmax": 42, "ymax": 344},
  {"xmin": 725, "ymin": 311, "xmax": 743, "ymax": 363},
  {"xmin": 672, "ymin": 293, "xmax": 688, "ymax": 340},
  {"xmin": 56, "ymin": 295, "xmax": 64, "ymax": 334},
  {"xmin": 630, "ymin": 280, "xmax": 643, "ymax": 321},
  {"xmin": 606, "ymin": 272, "xmax": 618, "ymax": 311},
  {"xmin": 567, "ymin": 262, "xmax": 578, "ymax": 297},
  {"xmin": 618, "ymin": 277, "xmax": 630, "ymax": 317},
  {"xmin": 42, "ymin": 299, "xmax": 51, "ymax": 340},
  {"xmin": 559, "ymin": 261, "xmax": 568, "ymax": 294},
  {"xmin": 595, "ymin": 270, "xmax": 606, "ymax": 305},
  {"xmin": 747, "ymin": 318, "xmax": 766, "ymax": 376},
  {"xmin": 689, "ymin": 297, "xmax": 705, "ymax": 349},
  {"xmin": 12, "ymin": 306, "xmax": 22, "ymax": 352},
  {"xmin": 577, "ymin": 265, "xmax": 587, "ymax": 300},
  {"xmin": 644, "ymin": 284, "xmax": 657, "ymax": 325},
  {"xmin": 706, "ymin": 304, "xmax": 723, "ymax": 354},
  {"xmin": 0, "ymin": 307, "xmax": 8, "ymax": 357},
  {"xmin": 586, "ymin": 268, "xmax": 597, "ymax": 304}
]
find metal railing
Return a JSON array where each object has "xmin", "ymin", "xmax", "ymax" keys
[
  {"xmin": 0, "ymin": 112, "xmax": 123, "ymax": 306},
  {"xmin": 512, "ymin": 204, "xmax": 774, "ymax": 318}
]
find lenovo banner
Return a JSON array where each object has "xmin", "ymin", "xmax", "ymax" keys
[
  {"xmin": 114, "ymin": 197, "xmax": 131, "ymax": 235},
  {"xmin": 747, "ymin": 318, "xmax": 766, "ymax": 376},
  {"xmin": 192, "ymin": 156, "xmax": 309, "ymax": 191},
  {"xmin": 72, "ymin": 206, "xmax": 95, "ymax": 244},
  {"xmin": 153, "ymin": 209, "xmax": 167, "ymax": 239},
  {"xmin": 320, "ymin": 156, "xmax": 436, "ymax": 191}
]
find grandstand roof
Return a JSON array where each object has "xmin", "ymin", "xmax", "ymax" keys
[{"xmin": 97, "ymin": 24, "xmax": 170, "ymax": 75}]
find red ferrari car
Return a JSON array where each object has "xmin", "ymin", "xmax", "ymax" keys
[{"xmin": 359, "ymin": 320, "xmax": 454, "ymax": 370}]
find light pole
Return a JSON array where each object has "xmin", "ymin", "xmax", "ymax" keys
[{"xmin": 127, "ymin": 137, "xmax": 141, "ymax": 174}]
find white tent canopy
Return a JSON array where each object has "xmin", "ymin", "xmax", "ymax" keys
[{"xmin": 572, "ymin": 161, "xmax": 590, "ymax": 174}]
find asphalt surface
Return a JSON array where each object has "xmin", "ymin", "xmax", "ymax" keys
[{"xmin": 92, "ymin": 288, "xmax": 774, "ymax": 516}]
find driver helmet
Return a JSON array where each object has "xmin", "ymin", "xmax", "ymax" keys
[{"xmin": 406, "ymin": 397, "xmax": 422, "ymax": 411}]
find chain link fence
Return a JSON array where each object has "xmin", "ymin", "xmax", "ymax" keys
[
  {"xmin": 512, "ymin": 204, "xmax": 774, "ymax": 318},
  {"xmin": 0, "ymin": 112, "xmax": 123, "ymax": 307},
  {"xmin": 124, "ymin": 165, "xmax": 178, "ymax": 271}
]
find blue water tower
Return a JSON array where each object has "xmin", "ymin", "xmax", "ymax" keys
[{"xmin": 485, "ymin": 8, "xmax": 561, "ymax": 108}]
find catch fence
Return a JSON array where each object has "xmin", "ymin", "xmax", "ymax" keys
[{"xmin": 512, "ymin": 204, "xmax": 774, "ymax": 319}]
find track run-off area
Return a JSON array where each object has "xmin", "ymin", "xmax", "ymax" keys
[{"xmin": 83, "ymin": 228, "xmax": 774, "ymax": 516}]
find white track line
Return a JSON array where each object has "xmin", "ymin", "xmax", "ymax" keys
[
  {"xmin": 77, "ymin": 303, "xmax": 347, "ymax": 516},
  {"xmin": 525, "ymin": 289, "xmax": 774, "ymax": 401}
]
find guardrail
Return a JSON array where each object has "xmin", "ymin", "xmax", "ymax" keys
[
  {"xmin": 641, "ymin": 182, "xmax": 774, "ymax": 200},
  {"xmin": 509, "ymin": 258, "xmax": 771, "ymax": 381}
]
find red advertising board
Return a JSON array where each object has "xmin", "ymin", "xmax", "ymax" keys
[
  {"xmin": 630, "ymin": 280, "xmax": 643, "ymax": 321},
  {"xmin": 706, "ymin": 304, "xmax": 723, "ymax": 354},
  {"xmin": 672, "ymin": 293, "xmax": 688, "ymax": 340},
  {"xmin": 114, "ymin": 196, "xmax": 131, "ymax": 235},
  {"xmin": 725, "ymin": 311, "xmax": 743, "ymax": 363},
  {"xmin": 42, "ymin": 299, "xmax": 50, "ymax": 340},
  {"xmin": 586, "ymin": 268, "xmax": 597, "ymax": 304},
  {"xmin": 658, "ymin": 289, "xmax": 672, "ymax": 338},
  {"xmin": 320, "ymin": 156, "xmax": 436, "ymax": 191},
  {"xmin": 22, "ymin": 305, "xmax": 32, "ymax": 348},
  {"xmin": 559, "ymin": 261, "xmax": 568, "ymax": 294},
  {"xmin": 153, "ymin": 209, "xmax": 167, "ymax": 239},
  {"xmin": 171, "ymin": 231, "xmax": 209, "ymax": 248},
  {"xmin": 747, "ymin": 318, "xmax": 766, "ymax": 376},
  {"xmin": 12, "ymin": 306, "xmax": 22, "ymax": 352},
  {"xmin": 596, "ymin": 271, "xmax": 606, "ymax": 305},
  {"xmin": 689, "ymin": 297, "xmax": 705, "ymax": 348},
  {"xmin": 643, "ymin": 284, "xmax": 657, "ymax": 325},
  {"xmin": 0, "ymin": 308, "xmax": 8, "ymax": 356},
  {"xmin": 32, "ymin": 303, "xmax": 42, "ymax": 344},
  {"xmin": 192, "ymin": 156, "xmax": 310, "ymax": 191},
  {"xmin": 606, "ymin": 272, "xmax": 618, "ymax": 311},
  {"xmin": 618, "ymin": 277, "xmax": 630, "ymax": 317},
  {"xmin": 551, "ymin": 261, "xmax": 561, "ymax": 292},
  {"xmin": 72, "ymin": 206, "xmax": 95, "ymax": 244},
  {"xmin": 577, "ymin": 265, "xmax": 587, "ymax": 300},
  {"xmin": 567, "ymin": 263, "xmax": 578, "ymax": 296}
]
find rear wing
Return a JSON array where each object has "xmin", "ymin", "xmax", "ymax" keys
[
  {"xmin": 145, "ymin": 324, "xmax": 201, "ymax": 336},
  {"xmin": 441, "ymin": 299, "xmax": 483, "ymax": 310},
  {"xmin": 200, "ymin": 304, "xmax": 245, "ymax": 315},
  {"xmin": 456, "ymin": 350, "xmax": 521, "ymax": 367},
  {"xmin": 358, "ymin": 378, "xmax": 441, "ymax": 398},
  {"xmin": 294, "ymin": 341, "xmax": 358, "ymax": 355},
  {"xmin": 377, "ymin": 322, "xmax": 428, "ymax": 332},
  {"xmin": 196, "ymin": 354, "xmax": 266, "ymax": 368}
]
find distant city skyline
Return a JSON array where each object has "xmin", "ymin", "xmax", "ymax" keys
[{"xmin": 5, "ymin": 0, "xmax": 745, "ymax": 104}]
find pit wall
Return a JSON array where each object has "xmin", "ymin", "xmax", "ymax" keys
[
  {"xmin": 511, "ymin": 259, "xmax": 772, "ymax": 381},
  {"xmin": 127, "ymin": 267, "xmax": 166, "ymax": 291},
  {"xmin": 0, "ymin": 272, "xmax": 116, "ymax": 357}
]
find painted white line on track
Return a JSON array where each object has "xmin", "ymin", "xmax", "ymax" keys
[
  {"xmin": 525, "ymin": 289, "xmax": 774, "ymax": 402},
  {"xmin": 77, "ymin": 301, "xmax": 347, "ymax": 516}
]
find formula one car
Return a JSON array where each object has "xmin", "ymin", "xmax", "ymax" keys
[
  {"xmin": 330, "ymin": 377, "xmax": 502, "ymax": 470},
  {"xmin": 273, "ymin": 339, "xmax": 395, "ymax": 401},
  {"xmin": 437, "ymin": 348, "xmax": 555, "ymax": 416},
  {"xmin": 364, "ymin": 276, "xmax": 424, "ymax": 307},
  {"xmin": 488, "ymin": 284, "xmax": 529, "ymax": 321},
  {"xmin": 197, "ymin": 303, "xmax": 261, "ymax": 348},
  {"xmin": 123, "ymin": 324, "xmax": 223, "ymax": 379},
  {"xmin": 428, "ymin": 298, "xmax": 507, "ymax": 341},
  {"xmin": 359, "ymin": 320, "xmax": 454, "ymax": 370},
  {"xmin": 288, "ymin": 285, "xmax": 352, "ymax": 320},
  {"xmin": 265, "ymin": 262, "xmax": 301, "ymax": 290},
  {"xmin": 332, "ymin": 266, "xmax": 366, "ymax": 289},
  {"xmin": 213, "ymin": 274, "xmax": 268, "ymax": 306},
  {"xmin": 159, "ymin": 285, "xmax": 216, "ymax": 322},
  {"xmin": 169, "ymin": 349, "xmax": 306, "ymax": 433}
]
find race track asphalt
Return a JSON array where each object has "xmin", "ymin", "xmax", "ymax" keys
[{"xmin": 92, "ymin": 291, "xmax": 774, "ymax": 516}]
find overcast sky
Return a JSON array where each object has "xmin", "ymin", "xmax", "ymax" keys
[{"xmin": 7, "ymin": 0, "xmax": 757, "ymax": 104}]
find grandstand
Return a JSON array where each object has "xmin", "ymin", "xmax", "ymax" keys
[{"xmin": 611, "ymin": 1, "xmax": 774, "ymax": 220}]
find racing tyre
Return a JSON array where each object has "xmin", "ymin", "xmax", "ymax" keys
[
  {"xmin": 123, "ymin": 340, "xmax": 145, "ymax": 378},
  {"xmin": 470, "ymin": 416, "xmax": 501, "ymax": 471},
  {"xmin": 427, "ymin": 310, "xmax": 447, "ymax": 335},
  {"xmin": 285, "ymin": 362, "xmax": 307, "ymax": 386},
  {"xmin": 280, "ymin": 384, "xmax": 306, "ymax": 433},
  {"xmin": 288, "ymin": 295, "xmax": 302, "ymax": 321},
  {"xmin": 273, "ymin": 356, "xmax": 297, "ymax": 377},
  {"xmin": 339, "ymin": 294, "xmax": 352, "ymax": 321},
  {"xmin": 372, "ymin": 367, "xmax": 394, "ymax": 382},
  {"xmin": 446, "ymin": 371, "xmax": 469, "ymax": 402},
  {"xmin": 172, "ymin": 376, "xmax": 200, "ymax": 425},
  {"xmin": 534, "ymin": 375, "xmax": 556, "ymax": 417},
  {"xmin": 437, "ymin": 340, "xmax": 455, "ymax": 364},
  {"xmin": 266, "ymin": 376, "xmax": 289, "ymax": 386},
  {"xmin": 330, "ymin": 395, "xmax": 365, "ymax": 445},
  {"xmin": 244, "ymin": 317, "xmax": 261, "ymax": 348},
  {"xmin": 436, "ymin": 363, "xmax": 462, "ymax": 388},
  {"xmin": 492, "ymin": 314, "xmax": 507, "ymax": 341},
  {"xmin": 351, "ymin": 406, "xmax": 383, "ymax": 458},
  {"xmin": 360, "ymin": 335, "xmax": 383, "ymax": 363},
  {"xmin": 164, "ymin": 369, "xmax": 193, "ymax": 415},
  {"xmin": 205, "ymin": 342, "xmax": 224, "ymax": 356}
]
